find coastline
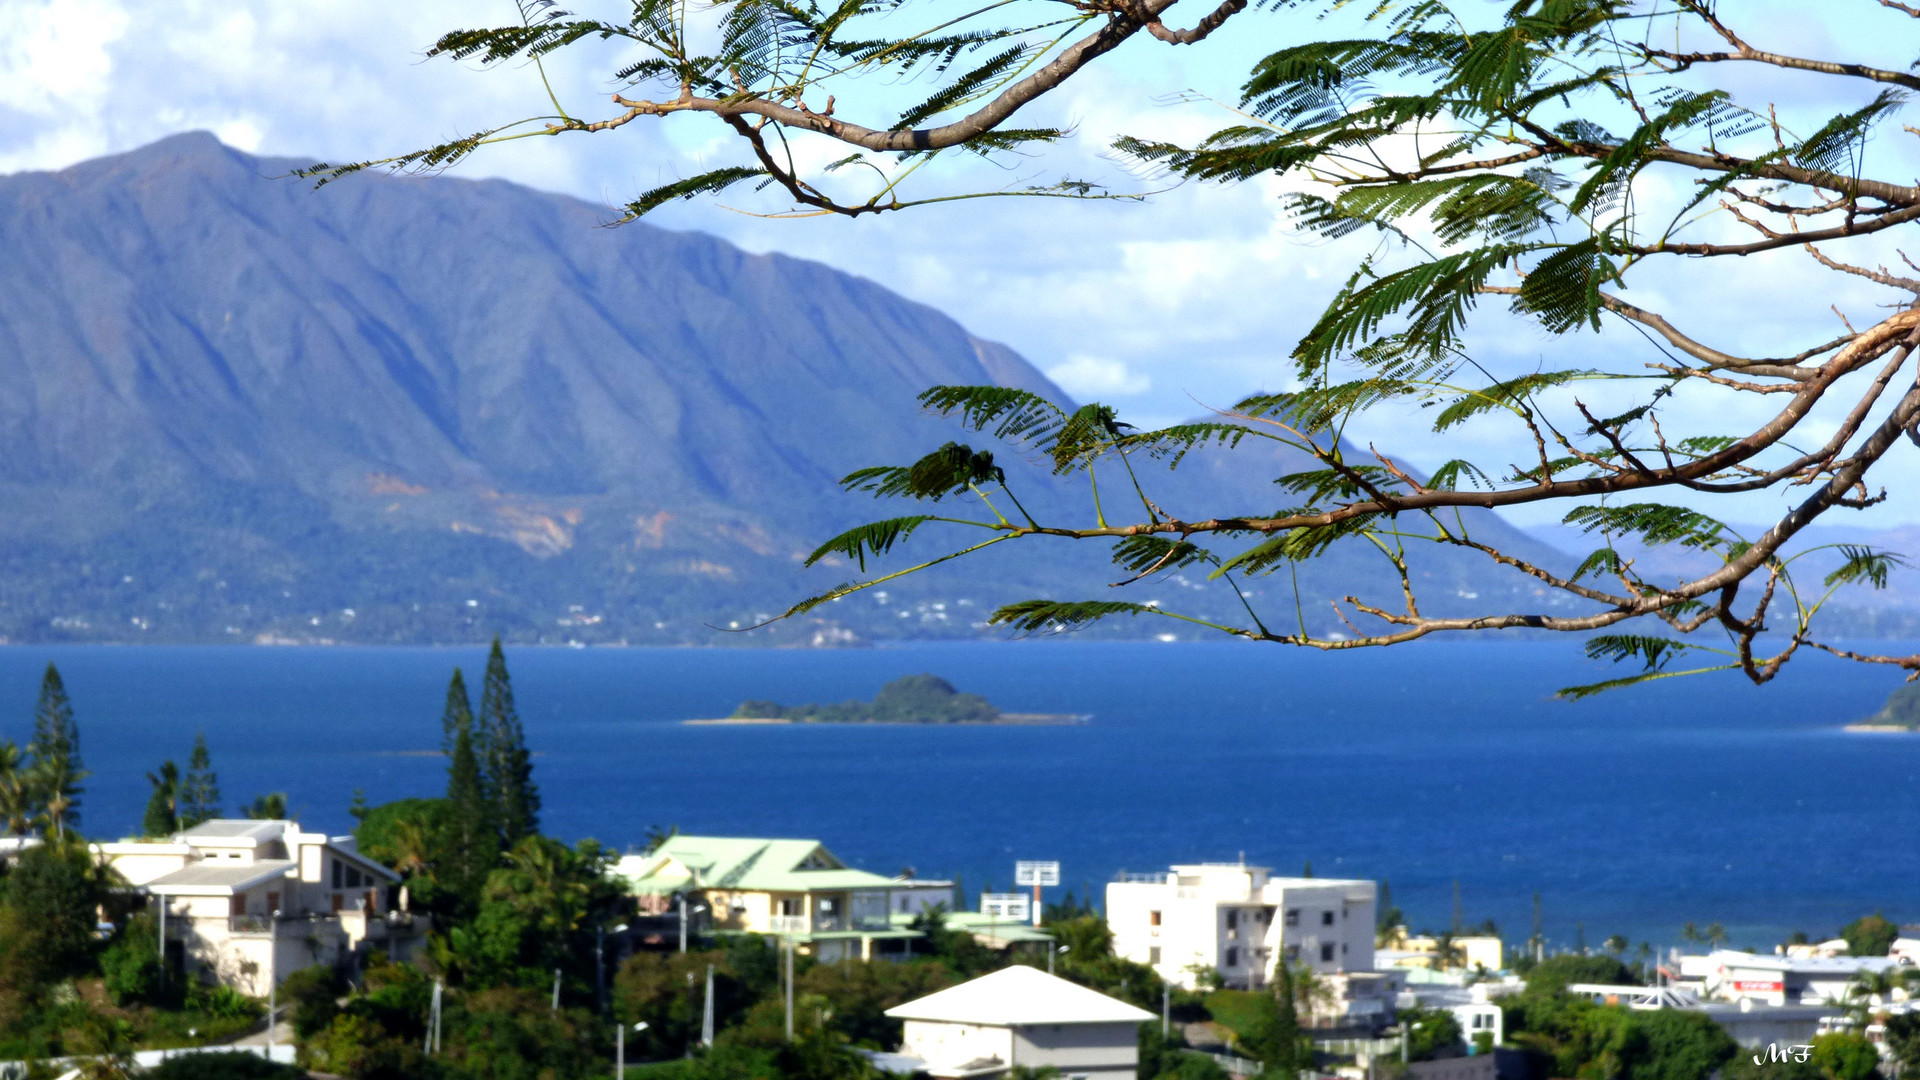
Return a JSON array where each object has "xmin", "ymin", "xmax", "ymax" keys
[
  {"xmin": 682, "ymin": 713, "xmax": 1089, "ymax": 727},
  {"xmin": 1843, "ymin": 723, "xmax": 1917, "ymax": 732}
]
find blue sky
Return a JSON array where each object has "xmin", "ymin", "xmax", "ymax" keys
[{"xmin": 3, "ymin": 0, "xmax": 1918, "ymax": 529}]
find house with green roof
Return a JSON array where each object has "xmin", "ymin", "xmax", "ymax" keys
[{"xmin": 615, "ymin": 836, "xmax": 922, "ymax": 962}]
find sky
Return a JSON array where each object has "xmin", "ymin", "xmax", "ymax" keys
[{"xmin": 3, "ymin": 0, "xmax": 1920, "ymax": 528}]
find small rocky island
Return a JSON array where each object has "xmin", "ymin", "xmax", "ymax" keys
[
  {"xmin": 691, "ymin": 674, "xmax": 1085, "ymax": 725},
  {"xmin": 1850, "ymin": 683, "xmax": 1920, "ymax": 731}
]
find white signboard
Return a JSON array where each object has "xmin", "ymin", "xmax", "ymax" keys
[
  {"xmin": 981, "ymin": 893, "xmax": 1031, "ymax": 921},
  {"xmin": 1014, "ymin": 860, "xmax": 1061, "ymax": 887}
]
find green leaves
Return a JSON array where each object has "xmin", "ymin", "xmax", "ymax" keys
[
  {"xmin": 1563, "ymin": 504, "xmax": 1728, "ymax": 551},
  {"xmin": 1584, "ymin": 634, "xmax": 1693, "ymax": 671},
  {"xmin": 988, "ymin": 600, "xmax": 1155, "ymax": 632},
  {"xmin": 840, "ymin": 442, "xmax": 1004, "ymax": 501},
  {"xmin": 805, "ymin": 516, "xmax": 934, "ymax": 570},
  {"xmin": 619, "ymin": 167, "xmax": 769, "ymax": 221},
  {"xmin": 1110, "ymin": 536, "xmax": 1213, "ymax": 576},
  {"xmin": 1430, "ymin": 371, "xmax": 1596, "ymax": 432},
  {"xmin": 1825, "ymin": 545, "xmax": 1907, "ymax": 590},
  {"xmin": 918, "ymin": 386, "xmax": 1066, "ymax": 445}
]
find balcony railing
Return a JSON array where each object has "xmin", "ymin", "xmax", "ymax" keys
[
  {"xmin": 228, "ymin": 914, "xmax": 274, "ymax": 934},
  {"xmin": 768, "ymin": 915, "xmax": 808, "ymax": 934}
]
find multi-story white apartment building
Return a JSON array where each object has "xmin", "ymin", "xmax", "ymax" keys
[
  {"xmin": 1106, "ymin": 862, "xmax": 1376, "ymax": 992},
  {"xmin": 98, "ymin": 819, "xmax": 426, "ymax": 994}
]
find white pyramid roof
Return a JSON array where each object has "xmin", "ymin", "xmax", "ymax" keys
[{"xmin": 886, "ymin": 965, "xmax": 1157, "ymax": 1026}]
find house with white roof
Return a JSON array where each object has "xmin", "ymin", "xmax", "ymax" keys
[
  {"xmin": 614, "ymin": 835, "xmax": 921, "ymax": 962},
  {"xmin": 885, "ymin": 965, "xmax": 1155, "ymax": 1080},
  {"xmin": 95, "ymin": 819, "xmax": 426, "ymax": 994}
]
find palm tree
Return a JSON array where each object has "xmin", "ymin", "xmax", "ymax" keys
[{"xmin": 389, "ymin": 819, "xmax": 435, "ymax": 879}]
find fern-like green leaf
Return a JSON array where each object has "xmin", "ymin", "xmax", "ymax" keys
[
  {"xmin": 805, "ymin": 516, "xmax": 934, "ymax": 570},
  {"xmin": 988, "ymin": 599, "xmax": 1156, "ymax": 632}
]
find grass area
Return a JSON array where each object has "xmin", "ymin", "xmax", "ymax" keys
[{"xmin": 1202, "ymin": 990, "xmax": 1268, "ymax": 1046}]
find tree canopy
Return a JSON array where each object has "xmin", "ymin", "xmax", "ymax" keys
[{"xmin": 320, "ymin": 0, "xmax": 1920, "ymax": 691}]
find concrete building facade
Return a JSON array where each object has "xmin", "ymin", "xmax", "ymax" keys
[{"xmin": 1106, "ymin": 862, "xmax": 1376, "ymax": 992}]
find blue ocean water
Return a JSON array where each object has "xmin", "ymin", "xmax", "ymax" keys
[{"xmin": 0, "ymin": 640, "xmax": 1911, "ymax": 955}]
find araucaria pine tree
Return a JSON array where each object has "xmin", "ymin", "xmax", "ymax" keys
[
  {"xmin": 179, "ymin": 732, "xmax": 221, "ymax": 828},
  {"xmin": 478, "ymin": 638, "xmax": 538, "ymax": 846},
  {"xmin": 27, "ymin": 663, "xmax": 84, "ymax": 838},
  {"xmin": 443, "ymin": 718, "xmax": 497, "ymax": 907},
  {"xmin": 441, "ymin": 667, "xmax": 475, "ymax": 757},
  {"xmin": 142, "ymin": 761, "xmax": 179, "ymax": 839}
]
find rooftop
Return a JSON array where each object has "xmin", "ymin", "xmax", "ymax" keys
[
  {"xmin": 886, "ymin": 966, "xmax": 1156, "ymax": 1026},
  {"xmin": 624, "ymin": 836, "xmax": 899, "ymax": 895},
  {"xmin": 178, "ymin": 819, "xmax": 288, "ymax": 845},
  {"xmin": 143, "ymin": 859, "xmax": 296, "ymax": 895}
]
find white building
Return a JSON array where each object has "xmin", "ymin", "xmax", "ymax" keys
[
  {"xmin": 1106, "ymin": 862, "xmax": 1376, "ymax": 992},
  {"xmin": 1676, "ymin": 950, "xmax": 1909, "ymax": 1007},
  {"xmin": 97, "ymin": 819, "xmax": 426, "ymax": 995},
  {"xmin": 886, "ymin": 965, "xmax": 1155, "ymax": 1080}
]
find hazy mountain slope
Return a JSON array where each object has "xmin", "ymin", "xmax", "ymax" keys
[{"xmin": 0, "ymin": 133, "xmax": 1577, "ymax": 645}]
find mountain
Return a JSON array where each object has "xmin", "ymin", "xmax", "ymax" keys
[{"xmin": 0, "ymin": 133, "xmax": 1572, "ymax": 645}]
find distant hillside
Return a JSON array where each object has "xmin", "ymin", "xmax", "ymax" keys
[{"xmin": 0, "ymin": 134, "xmax": 1577, "ymax": 645}]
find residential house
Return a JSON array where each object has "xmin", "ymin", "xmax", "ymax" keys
[
  {"xmin": 886, "ymin": 965, "xmax": 1155, "ymax": 1080},
  {"xmin": 615, "ymin": 835, "xmax": 920, "ymax": 962},
  {"xmin": 1106, "ymin": 862, "xmax": 1376, "ymax": 994},
  {"xmin": 97, "ymin": 819, "xmax": 425, "ymax": 995},
  {"xmin": 1378, "ymin": 928, "xmax": 1505, "ymax": 973}
]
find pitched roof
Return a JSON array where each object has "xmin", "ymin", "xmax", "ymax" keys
[
  {"xmin": 886, "ymin": 966, "xmax": 1157, "ymax": 1026},
  {"xmin": 634, "ymin": 836, "xmax": 898, "ymax": 893}
]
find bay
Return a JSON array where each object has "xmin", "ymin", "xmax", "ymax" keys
[{"xmin": 0, "ymin": 639, "xmax": 1910, "ymax": 955}]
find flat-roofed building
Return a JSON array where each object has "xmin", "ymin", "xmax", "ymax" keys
[{"xmin": 1106, "ymin": 861, "xmax": 1376, "ymax": 994}]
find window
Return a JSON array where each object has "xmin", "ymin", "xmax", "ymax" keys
[
  {"xmin": 1285, "ymin": 945, "xmax": 1300, "ymax": 960},
  {"xmin": 1226, "ymin": 910, "xmax": 1239, "ymax": 931},
  {"xmin": 1320, "ymin": 943, "xmax": 1335, "ymax": 962},
  {"xmin": 231, "ymin": 893, "xmax": 247, "ymax": 917},
  {"xmin": 1149, "ymin": 910, "xmax": 1162, "ymax": 927},
  {"xmin": 1285, "ymin": 909, "xmax": 1300, "ymax": 927},
  {"xmin": 346, "ymin": 866, "xmax": 362, "ymax": 889},
  {"xmin": 1150, "ymin": 947, "xmax": 1162, "ymax": 964},
  {"xmin": 331, "ymin": 858, "xmax": 342, "ymax": 889},
  {"xmin": 1321, "ymin": 911, "xmax": 1334, "ymax": 926},
  {"xmin": 1342, "ymin": 944, "xmax": 1349, "ymax": 955},
  {"xmin": 1226, "ymin": 947, "xmax": 1239, "ymax": 967}
]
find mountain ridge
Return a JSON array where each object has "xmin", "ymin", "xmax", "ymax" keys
[{"xmin": 0, "ymin": 133, "xmax": 1616, "ymax": 645}]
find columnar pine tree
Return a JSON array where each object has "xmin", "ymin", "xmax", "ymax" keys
[
  {"xmin": 441, "ymin": 668, "xmax": 475, "ymax": 757},
  {"xmin": 478, "ymin": 638, "xmax": 538, "ymax": 846},
  {"xmin": 443, "ymin": 721, "xmax": 497, "ymax": 907},
  {"xmin": 142, "ymin": 761, "xmax": 179, "ymax": 838},
  {"xmin": 27, "ymin": 663, "xmax": 84, "ymax": 838},
  {"xmin": 179, "ymin": 732, "xmax": 220, "ymax": 828}
]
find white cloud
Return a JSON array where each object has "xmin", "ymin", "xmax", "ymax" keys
[{"xmin": 1046, "ymin": 354, "xmax": 1152, "ymax": 397}]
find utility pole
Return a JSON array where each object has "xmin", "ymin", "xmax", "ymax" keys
[
  {"xmin": 617, "ymin": 1023, "xmax": 624, "ymax": 1080},
  {"xmin": 424, "ymin": 980, "xmax": 443, "ymax": 1053},
  {"xmin": 552, "ymin": 968, "xmax": 562, "ymax": 1012},
  {"xmin": 702, "ymin": 964, "xmax": 715, "ymax": 1046},
  {"xmin": 596, "ymin": 924, "xmax": 607, "ymax": 1015},
  {"xmin": 268, "ymin": 980, "xmax": 277, "ymax": 1060},
  {"xmin": 784, "ymin": 940, "xmax": 795, "ymax": 1041},
  {"xmin": 679, "ymin": 895, "xmax": 689, "ymax": 953},
  {"xmin": 1162, "ymin": 983, "xmax": 1170, "ymax": 1040}
]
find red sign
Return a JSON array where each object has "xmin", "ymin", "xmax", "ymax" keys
[{"xmin": 1733, "ymin": 981, "xmax": 1784, "ymax": 992}]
